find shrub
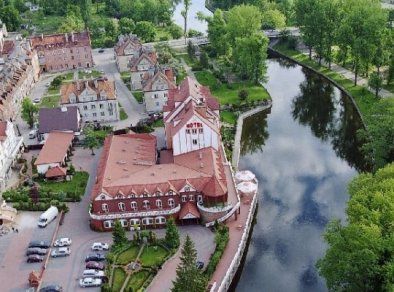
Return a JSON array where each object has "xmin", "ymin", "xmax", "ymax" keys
[
  {"xmin": 68, "ymin": 164, "xmax": 75, "ymax": 175},
  {"xmin": 238, "ymin": 89, "xmax": 249, "ymax": 101}
]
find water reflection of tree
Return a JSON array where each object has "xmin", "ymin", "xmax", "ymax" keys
[
  {"xmin": 292, "ymin": 68, "xmax": 372, "ymax": 172},
  {"xmin": 292, "ymin": 71, "xmax": 336, "ymax": 141},
  {"xmin": 275, "ymin": 57, "xmax": 297, "ymax": 69},
  {"xmin": 330, "ymin": 95, "xmax": 373, "ymax": 172},
  {"xmin": 240, "ymin": 108, "xmax": 270, "ymax": 156}
]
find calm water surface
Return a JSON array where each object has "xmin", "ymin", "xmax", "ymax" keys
[{"xmin": 236, "ymin": 58, "xmax": 370, "ymax": 292}]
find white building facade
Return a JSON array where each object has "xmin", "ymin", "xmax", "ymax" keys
[{"xmin": 0, "ymin": 121, "xmax": 23, "ymax": 191}]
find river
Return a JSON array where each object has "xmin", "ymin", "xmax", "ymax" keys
[{"xmin": 236, "ymin": 57, "xmax": 371, "ymax": 291}]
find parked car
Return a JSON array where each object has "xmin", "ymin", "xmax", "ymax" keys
[
  {"xmin": 196, "ymin": 261, "xmax": 204, "ymax": 270},
  {"xmin": 85, "ymin": 253, "xmax": 105, "ymax": 262},
  {"xmin": 27, "ymin": 254, "xmax": 44, "ymax": 263},
  {"xmin": 33, "ymin": 97, "xmax": 40, "ymax": 104},
  {"xmin": 28, "ymin": 240, "xmax": 51, "ymax": 249},
  {"xmin": 85, "ymin": 261, "xmax": 105, "ymax": 270},
  {"xmin": 29, "ymin": 130, "xmax": 37, "ymax": 139},
  {"xmin": 83, "ymin": 269, "xmax": 105, "ymax": 278},
  {"xmin": 79, "ymin": 277, "xmax": 102, "ymax": 288},
  {"xmin": 51, "ymin": 247, "xmax": 71, "ymax": 258},
  {"xmin": 26, "ymin": 247, "xmax": 48, "ymax": 256},
  {"xmin": 98, "ymin": 49, "xmax": 105, "ymax": 53},
  {"xmin": 39, "ymin": 285, "xmax": 63, "ymax": 292},
  {"xmin": 91, "ymin": 242, "xmax": 109, "ymax": 251},
  {"xmin": 54, "ymin": 238, "xmax": 72, "ymax": 247}
]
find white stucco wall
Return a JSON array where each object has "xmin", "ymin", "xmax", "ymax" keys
[{"xmin": 37, "ymin": 162, "xmax": 60, "ymax": 175}]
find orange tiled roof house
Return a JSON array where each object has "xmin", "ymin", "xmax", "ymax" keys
[
  {"xmin": 29, "ymin": 31, "xmax": 93, "ymax": 73},
  {"xmin": 89, "ymin": 77, "xmax": 235, "ymax": 231}
]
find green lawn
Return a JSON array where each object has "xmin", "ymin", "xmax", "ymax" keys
[
  {"xmin": 194, "ymin": 71, "xmax": 270, "ymax": 105},
  {"xmin": 116, "ymin": 245, "xmax": 140, "ymax": 265},
  {"xmin": 220, "ymin": 111, "xmax": 237, "ymax": 125},
  {"xmin": 78, "ymin": 70, "xmax": 102, "ymax": 80},
  {"xmin": 152, "ymin": 119, "xmax": 164, "ymax": 128},
  {"xmin": 126, "ymin": 271, "xmax": 150, "ymax": 291},
  {"xmin": 112, "ymin": 268, "xmax": 126, "ymax": 292},
  {"xmin": 132, "ymin": 91, "xmax": 144, "ymax": 103},
  {"xmin": 40, "ymin": 95, "xmax": 61, "ymax": 108},
  {"xmin": 47, "ymin": 87, "xmax": 60, "ymax": 95},
  {"xmin": 30, "ymin": 14, "xmax": 65, "ymax": 33},
  {"xmin": 140, "ymin": 245, "xmax": 169, "ymax": 267},
  {"xmin": 119, "ymin": 107, "xmax": 128, "ymax": 121},
  {"xmin": 37, "ymin": 171, "xmax": 89, "ymax": 197}
]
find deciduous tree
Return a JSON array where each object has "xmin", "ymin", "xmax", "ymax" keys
[
  {"xmin": 134, "ymin": 21, "xmax": 156, "ymax": 42},
  {"xmin": 112, "ymin": 220, "xmax": 128, "ymax": 247},
  {"xmin": 21, "ymin": 98, "xmax": 38, "ymax": 129}
]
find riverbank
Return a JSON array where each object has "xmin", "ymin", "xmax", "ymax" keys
[{"xmin": 272, "ymin": 42, "xmax": 394, "ymax": 169}]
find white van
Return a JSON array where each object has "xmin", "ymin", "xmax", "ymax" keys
[{"xmin": 38, "ymin": 206, "xmax": 59, "ymax": 228}]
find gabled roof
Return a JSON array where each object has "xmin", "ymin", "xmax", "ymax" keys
[
  {"xmin": 30, "ymin": 31, "xmax": 92, "ymax": 50},
  {"xmin": 142, "ymin": 70, "xmax": 176, "ymax": 92},
  {"xmin": 179, "ymin": 202, "xmax": 200, "ymax": 219},
  {"xmin": 45, "ymin": 166, "xmax": 67, "ymax": 178},
  {"xmin": 38, "ymin": 106, "xmax": 80, "ymax": 134},
  {"xmin": 130, "ymin": 53, "xmax": 157, "ymax": 72},
  {"xmin": 60, "ymin": 78, "xmax": 116, "ymax": 104},
  {"xmin": 35, "ymin": 131, "xmax": 74, "ymax": 165},
  {"xmin": 114, "ymin": 35, "xmax": 142, "ymax": 56}
]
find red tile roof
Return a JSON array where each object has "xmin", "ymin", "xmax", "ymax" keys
[
  {"xmin": 45, "ymin": 166, "xmax": 67, "ymax": 178},
  {"xmin": 30, "ymin": 31, "xmax": 91, "ymax": 50},
  {"xmin": 179, "ymin": 202, "xmax": 200, "ymax": 219},
  {"xmin": 142, "ymin": 70, "xmax": 176, "ymax": 92},
  {"xmin": 130, "ymin": 53, "xmax": 157, "ymax": 72},
  {"xmin": 35, "ymin": 131, "xmax": 74, "ymax": 165}
]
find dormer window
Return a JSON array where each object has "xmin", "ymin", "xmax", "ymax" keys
[
  {"xmin": 100, "ymin": 195, "xmax": 105, "ymax": 200},
  {"xmin": 184, "ymin": 186, "xmax": 190, "ymax": 192}
]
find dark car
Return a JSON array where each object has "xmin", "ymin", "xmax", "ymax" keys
[
  {"xmin": 98, "ymin": 49, "xmax": 105, "ymax": 53},
  {"xmin": 196, "ymin": 261, "xmax": 204, "ymax": 270},
  {"xmin": 86, "ymin": 261, "xmax": 105, "ymax": 270},
  {"xmin": 85, "ymin": 253, "xmax": 106, "ymax": 262},
  {"xmin": 26, "ymin": 247, "xmax": 48, "ymax": 256},
  {"xmin": 27, "ymin": 254, "xmax": 44, "ymax": 263},
  {"xmin": 28, "ymin": 240, "xmax": 51, "ymax": 249},
  {"xmin": 39, "ymin": 285, "xmax": 63, "ymax": 292}
]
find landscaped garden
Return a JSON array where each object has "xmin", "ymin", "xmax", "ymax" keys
[{"xmin": 103, "ymin": 219, "xmax": 180, "ymax": 292}]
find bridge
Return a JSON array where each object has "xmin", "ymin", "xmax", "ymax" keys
[{"xmin": 146, "ymin": 27, "xmax": 300, "ymax": 49}]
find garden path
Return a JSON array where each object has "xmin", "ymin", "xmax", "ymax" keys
[{"xmin": 120, "ymin": 243, "xmax": 146, "ymax": 292}]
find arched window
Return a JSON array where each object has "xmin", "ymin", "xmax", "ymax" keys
[
  {"xmin": 156, "ymin": 199, "xmax": 162, "ymax": 209},
  {"xmin": 168, "ymin": 198, "xmax": 175, "ymax": 208},
  {"xmin": 102, "ymin": 204, "xmax": 109, "ymax": 212},
  {"xmin": 131, "ymin": 201, "xmax": 137, "ymax": 210},
  {"xmin": 143, "ymin": 200, "xmax": 150, "ymax": 210}
]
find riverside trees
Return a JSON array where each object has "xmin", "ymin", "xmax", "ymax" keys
[
  {"xmin": 207, "ymin": 5, "xmax": 268, "ymax": 84},
  {"xmin": 294, "ymin": 0, "xmax": 390, "ymax": 86},
  {"xmin": 317, "ymin": 163, "xmax": 394, "ymax": 291}
]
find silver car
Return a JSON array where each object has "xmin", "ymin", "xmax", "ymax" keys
[
  {"xmin": 79, "ymin": 277, "xmax": 102, "ymax": 287},
  {"xmin": 51, "ymin": 247, "xmax": 70, "ymax": 258}
]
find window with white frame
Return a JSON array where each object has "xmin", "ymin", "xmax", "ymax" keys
[
  {"xmin": 192, "ymin": 139, "xmax": 198, "ymax": 145},
  {"xmin": 131, "ymin": 201, "xmax": 137, "ymax": 210},
  {"xmin": 143, "ymin": 200, "xmax": 150, "ymax": 209},
  {"xmin": 155, "ymin": 217, "xmax": 166, "ymax": 224},
  {"xmin": 118, "ymin": 202, "xmax": 125, "ymax": 211},
  {"xmin": 197, "ymin": 195, "xmax": 203, "ymax": 203},
  {"xmin": 181, "ymin": 195, "xmax": 187, "ymax": 202},
  {"xmin": 168, "ymin": 198, "xmax": 175, "ymax": 208},
  {"xmin": 130, "ymin": 218, "xmax": 140, "ymax": 226},
  {"xmin": 103, "ymin": 220, "xmax": 114, "ymax": 228},
  {"xmin": 120, "ymin": 219, "xmax": 128, "ymax": 227},
  {"xmin": 156, "ymin": 199, "xmax": 162, "ymax": 209},
  {"xmin": 102, "ymin": 203, "xmax": 109, "ymax": 212},
  {"xmin": 189, "ymin": 195, "xmax": 194, "ymax": 201}
]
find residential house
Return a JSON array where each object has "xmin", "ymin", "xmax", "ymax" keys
[
  {"xmin": 114, "ymin": 34, "xmax": 142, "ymax": 72},
  {"xmin": 129, "ymin": 50, "xmax": 157, "ymax": 90},
  {"xmin": 143, "ymin": 68, "xmax": 176, "ymax": 113},
  {"xmin": 34, "ymin": 131, "xmax": 74, "ymax": 175},
  {"xmin": 60, "ymin": 77, "xmax": 119, "ymax": 123},
  {"xmin": 38, "ymin": 106, "xmax": 81, "ymax": 142},
  {"xmin": 89, "ymin": 77, "xmax": 232, "ymax": 231},
  {"xmin": 29, "ymin": 31, "xmax": 93, "ymax": 73},
  {"xmin": 0, "ymin": 121, "xmax": 23, "ymax": 191},
  {"xmin": 0, "ymin": 33, "xmax": 40, "ymax": 121}
]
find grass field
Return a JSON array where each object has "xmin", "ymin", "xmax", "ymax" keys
[
  {"xmin": 220, "ymin": 111, "xmax": 237, "ymax": 125},
  {"xmin": 140, "ymin": 245, "xmax": 169, "ymax": 267},
  {"xmin": 126, "ymin": 271, "xmax": 150, "ymax": 291},
  {"xmin": 112, "ymin": 268, "xmax": 126, "ymax": 292},
  {"xmin": 39, "ymin": 95, "xmax": 61, "ymax": 108},
  {"xmin": 116, "ymin": 245, "xmax": 140, "ymax": 265},
  {"xmin": 37, "ymin": 171, "xmax": 89, "ymax": 197},
  {"xmin": 132, "ymin": 91, "xmax": 144, "ymax": 103},
  {"xmin": 119, "ymin": 107, "xmax": 128, "ymax": 120},
  {"xmin": 194, "ymin": 71, "xmax": 271, "ymax": 105}
]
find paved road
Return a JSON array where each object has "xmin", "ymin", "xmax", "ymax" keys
[{"xmin": 91, "ymin": 48, "xmax": 148, "ymax": 129}]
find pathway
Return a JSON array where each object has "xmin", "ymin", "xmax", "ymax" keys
[
  {"xmin": 299, "ymin": 48, "xmax": 393, "ymax": 99},
  {"xmin": 180, "ymin": 57, "xmax": 196, "ymax": 79},
  {"xmin": 119, "ymin": 244, "xmax": 146, "ymax": 292}
]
